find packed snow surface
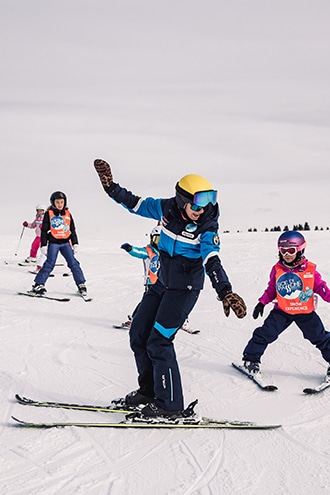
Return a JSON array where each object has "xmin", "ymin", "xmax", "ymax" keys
[{"xmin": 1, "ymin": 229, "xmax": 330, "ymax": 494}]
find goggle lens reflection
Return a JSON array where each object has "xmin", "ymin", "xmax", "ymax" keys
[{"xmin": 193, "ymin": 190, "xmax": 217, "ymax": 207}]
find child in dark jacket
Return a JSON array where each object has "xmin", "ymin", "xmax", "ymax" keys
[{"xmin": 29, "ymin": 191, "xmax": 87, "ymax": 297}]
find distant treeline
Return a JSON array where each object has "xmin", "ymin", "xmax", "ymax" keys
[{"xmin": 246, "ymin": 222, "xmax": 329, "ymax": 233}]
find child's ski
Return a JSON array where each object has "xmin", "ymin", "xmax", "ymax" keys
[
  {"xmin": 303, "ymin": 377, "xmax": 330, "ymax": 395},
  {"xmin": 18, "ymin": 262, "xmax": 64, "ymax": 267},
  {"xmin": 17, "ymin": 292, "xmax": 70, "ymax": 302},
  {"xmin": 181, "ymin": 326, "xmax": 200, "ymax": 335},
  {"xmin": 113, "ymin": 322, "xmax": 131, "ymax": 329},
  {"xmin": 77, "ymin": 292, "xmax": 92, "ymax": 302},
  {"xmin": 232, "ymin": 362, "xmax": 278, "ymax": 391},
  {"xmin": 28, "ymin": 271, "xmax": 54, "ymax": 277}
]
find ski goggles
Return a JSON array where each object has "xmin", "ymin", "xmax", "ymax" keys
[
  {"xmin": 190, "ymin": 190, "xmax": 217, "ymax": 211},
  {"xmin": 150, "ymin": 234, "xmax": 160, "ymax": 245},
  {"xmin": 279, "ymin": 247, "xmax": 298, "ymax": 256}
]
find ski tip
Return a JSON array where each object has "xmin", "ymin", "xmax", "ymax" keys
[
  {"xmin": 303, "ymin": 388, "xmax": 318, "ymax": 394},
  {"xmin": 11, "ymin": 416, "xmax": 26, "ymax": 425},
  {"xmin": 15, "ymin": 394, "xmax": 31, "ymax": 403},
  {"xmin": 303, "ymin": 380, "xmax": 330, "ymax": 394},
  {"xmin": 263, "ymin": 385, "xmax": 278, "ymax": 392},
  {"xmin": 11, "ymin": 416, "xmax": 55, "ymax": 428}
]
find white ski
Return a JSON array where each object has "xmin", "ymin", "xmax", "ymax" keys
[{"xmin": 232, "ymin": 362, "xmax": 278, "ymax": 391}]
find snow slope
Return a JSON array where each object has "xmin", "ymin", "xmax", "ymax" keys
[{"xmin": 1, "ymin": 228, "xmax": 330, "ymax": 495}]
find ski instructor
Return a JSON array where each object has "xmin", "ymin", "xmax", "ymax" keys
[{"xmin": 94, "ymin": 159, "xmax": 247, "ymax": 419}]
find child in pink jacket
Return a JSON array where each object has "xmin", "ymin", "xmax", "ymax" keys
[
  {"xmin": 241, "ymin": 230, "xmax": 330, "ymax": 378},
  {"xmin": 22, "ymin": 204, "xmax": 46, "ymax": 263}
]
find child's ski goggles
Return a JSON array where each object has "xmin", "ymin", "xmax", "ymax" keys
[
  {"xmin": 279, "ymin": 247, "xmax": 298, "ymax": 256},
  {"xmin": 190, "ymin": 190, "xmax": 217, "ymax": 211},
  {"xmin": 150, "ymin": 234, "xmax": 160, "ymax": 245}
]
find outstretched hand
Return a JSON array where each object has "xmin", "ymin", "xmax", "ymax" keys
[
  {"xmin": 121, "ymin": 243, "xmax": 132, "ymax": 252},
  {"xmin": 221, "ymin": 292, "xmax": 247, "ymax": 319},
  {"xmin": 94, "ymin": 159, "xmax": 113, "ymax": 188}
]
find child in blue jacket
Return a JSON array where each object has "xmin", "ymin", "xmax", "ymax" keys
[{"xmin": 120, "ymin": 223, "xmax": 161, "ymax": 327}]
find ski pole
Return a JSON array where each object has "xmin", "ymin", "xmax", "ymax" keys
[{"xmin": 15, "ymin": 226, "xmax": 25, "ymax": 256}]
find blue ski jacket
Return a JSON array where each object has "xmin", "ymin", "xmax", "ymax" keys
[{"xmin": 106, "ymin": 183, "xmax": 232, "ymax": 297}]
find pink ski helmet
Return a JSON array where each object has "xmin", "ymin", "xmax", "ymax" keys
[{"xmin": 278, "ymin": 231, "xmax": 306, "ymax": 253}]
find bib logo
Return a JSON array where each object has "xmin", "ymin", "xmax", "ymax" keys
[
  {"xmin": 149, "ymin": 255, "xmax": 159, "ymax": 274},
  {"xmin": 50, "ymin": 216, "xmax": 69, "ymax": 232},
  {"xmin": 276, "ymin": 273, "xmax": 303, "ymax": 299}
]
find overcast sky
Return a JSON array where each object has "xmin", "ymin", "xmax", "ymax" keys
[{"xmin": 1, "ymin": 0, "xmax": 330, "ymax": 236}]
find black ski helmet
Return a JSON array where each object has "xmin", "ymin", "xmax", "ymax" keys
[{"xmin": 50, "ymin": 191, "xmax": 67, "ymax": 208}]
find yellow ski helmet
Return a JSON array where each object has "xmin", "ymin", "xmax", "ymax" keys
[{"xmin": 175, "ymin": 174, "xmax": 217, "ymax": 210}]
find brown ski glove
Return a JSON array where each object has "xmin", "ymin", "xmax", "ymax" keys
[
  {"xmin": 94, "ymin": 159, "xmax": 113, "ymax": 189},
  {"xmin": 220, "ymin": 292, "xmax": 247, "ymax": 319}
]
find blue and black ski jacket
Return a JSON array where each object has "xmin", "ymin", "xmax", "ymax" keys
[{"xmin": 105, "ymin": 183, "xmax": 232, "ymax": 298}]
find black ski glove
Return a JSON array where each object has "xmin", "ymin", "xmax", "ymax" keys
[
  {"xmin": 121, "ymin": 243, "xmax": 132, "ymax": 252},
  {"xmin": 94, "ymin": 159, "xmax": 113, "ymax": 189},
  {"xmin": 252, "ymin": 302, "xmax": 264, "ymax": 319},
  {"xmin": 219, "ymin": 292, "xmax": 247, "ymax": 319}
]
